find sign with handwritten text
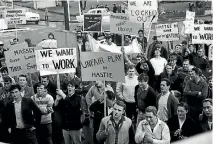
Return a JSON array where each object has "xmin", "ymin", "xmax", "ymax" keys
[
  {"xmin": 110, "ymin": 13, "xmax": 141, "ymax": 35},
  {"xmin": 80, "ymin": 52, "xmax": 125, "ymax": 82},
  {"xmin": 83, "ymin": 14, "xmax": 102, "ymax": 32},
  {"xmin": 128, "ymin": 0, "xmax": 158, "ymax": 23},
  {"xmin": 35, "ymin": 48, "xmax": 77, "ymax": 76},
  {"xmin": 5, "ymin": 42, "xmax": 39, "ymax": 77}
]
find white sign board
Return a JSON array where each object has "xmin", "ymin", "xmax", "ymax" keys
[
  {"xmin": 110, "ymin": 13, "xmax": 141, "ymax": 35},
  {"xmin": 155, "ymin": 22, "xmax": 179, "ymax": 41},
  {"xmin": 4, "ymin": 9, "xmax": 26, "ymax": 25},
  {"xmin": 209, "ymin": 45, "xmax": 213, "ymax": 61},
  {"xmin": 0, "ymin": 19, "xmax": 8, "ymax": 29},
  {"xmin": 184, "ymin": 11, "xmax": 195, "ymax": 34},
  {"xmin": 192, "ymin": 24, "xmax": 213, "ymax": 45},
  {"xmin": 35, "ymin": 48, "xmax": 77, "ymax": 76},
  {"xmin": 80, "ymin": 52, "xmax": 125, "ymax": 82},
  {"xmin": 128, "ymin": 0, "xmax": 158, "ymax": 23}
]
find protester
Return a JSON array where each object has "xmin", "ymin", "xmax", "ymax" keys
[
  {"xmin": 0, "ymin": 76, "xmax": 13, "ymax": 105},
  {"xmin": 116, "ymin": 66, "xmax": 138, "ymax": 120},
  {"xmin": 199, "ymin": 99, "xmax": 213, "ymax": 132},
  {"xmin": 207, "ymin": 76, "xmax": 212, "ymax": 99},
  {"xmin": 34, "ymin": 76, "xmax": 57, "ymax": 100},
  {"xmin": 150, "ymin": 41, "xmax": 168, "ymax": 59},
  {"xmin": 167, "ymin": 102, "xmax": 200, "ymax": 142},
  {"xmin": 32, "ymin": 83, "xmax": 54, "ymax": 144},
  {"xmin": 134, "ymin": 73, "xmax": 157, "ymax": 126},
  {"xmin": 147, "ymin": 36, "xmax": 158, "ymax": 59},
  {"xmin": 135, "ymin": 106, "xmax": 170, "ymax": 144},
  {"xmin": 3, "ymin": 84, "xmax": 42, "ymax": 144},
  {"xmin": 173, "ymin": 44, "xmax": 184, "ymax": 66},
  {"xmin": 55, "ymin": 80, "xmax": 82, "ymax": 144},
  {"xmin": 0, "ymin": 66, "xmax": 16, "ymax": 84},
  {"xmin": 150, "ymin": 49, "xmax": 167, "ymax": 76},
  {"xmin": 96, "ymin": 100, "xmax": 135, "ymax": 144},
  {"xmin": 157, "ymin": 78, "xmax": 179, "ymax": 122},
  {"xmin": 18, "ymin": 75, "xmax": 34, "ymax": 98},
  {"xmin": 168, "ymin": 53, "xmax": 180, "ymax": 73},
  {"xmin": 183, "ymin": 67, "xmax": 208, "ymax": 121},
  {"xmin": 86, "ymin": 81, "xmax": 113, "ymax": 108},
  {"xmin": 113, "ymin": 4, "xmax": 117, "ymax": 13},
  {"xmin": 89, "ymin": 91, "xmax": 116, "ymax": 144},
  {"xmin": 137, "ymin": 30, "xmax": 147, "ymax": 54}
]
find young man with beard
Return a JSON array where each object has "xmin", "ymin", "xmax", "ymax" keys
[
  {"xmin": 183, "ymin": 67, "xmax": 208, "ymax": 121},
  {"xmin": 96, "ymin": 101, "xmax": 134, "ymax": 144}
]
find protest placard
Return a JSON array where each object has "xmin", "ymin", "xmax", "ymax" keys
[
  {"xmin": 184, "ymin": 11, "xmax": 195, "ymax": 34},
  {"xmin": 192, "ymin": 24, "xmax": 213, "ymax": 45},
  {"xmin": 208, "ymin": 45, "xmax": 213, "ymax": 61},
  {"xmin": 5, "ymin": 42, "xmax": 39, "ymax": 77},
  {"xmin": 128, "ymin": 0, "xmax": 158, "ymax": 23},
  {"xmin": 0, "ymin": 19, "xmax": 8, "ymax": 30},
  {"xmin": 155, "ymin": 22, "xmax": 179, "ymax": 41},
  {"xmin": 83, "ymin": 14, "xmax": 102, "ymax": 32},
  {"xmin": 80, "ymin": 52, "xmax": 125, "ymax": 82},
  {"xmin": 110, "ymin": 13, "xmax": 141, "ymax": 35},
  {"xmin": 35, "ymin": 48, "xmax": 77, "ymax": 76},
  {"xmin": 4, "ymin": 9, "xmax": 26, "ymax": 25}
]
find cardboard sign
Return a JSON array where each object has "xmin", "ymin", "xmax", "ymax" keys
[
  {"xmin": 155, "ymin": 23, "xmax": 179, "ymax": 41},
  {"xmin": 35, "ymin": 48, "xmax": 77, "ymax": 76},
  {"xmin": 0, "ymin": 19, "xmax": 8, "ymax": 30},
  {"xmin": 83, "ymin": 14, "xmax": 102, "ymax": 32},
  {"xmin": 80, "ymin": 52, "xmax": 125, "ymax": 82},
  {"xmin": 192, "ymin": 24, "xmax": 213, "ymax": 44},
  {"xmin": 128, "ymin": 0, "xmax": 158, "ymax": 23},
  {"xmin": 4, "ymin": 9, "xmax": 26, "ymax": 25},
  {"xmin": 110, "ymin": 13, "xmax": 141, "ymax": 35},
  {"xmin": 184, "ymin": 11, "xmax": 195, "ymax": 34},
  {"xmin": 5, "ymin": 43, "xmax": 39, "ymax": 77},
  {"xmin": 208, "ymin": 45, "xmax": 213, "ymax": 61}
]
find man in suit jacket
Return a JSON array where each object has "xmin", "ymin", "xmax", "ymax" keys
[{"xmin": 3, "ymin": 84, "xmax": 42, "ymax": 144}]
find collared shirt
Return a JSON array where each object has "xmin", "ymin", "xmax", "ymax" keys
[
  {"xmin": 14, "ymin": 100, "xmax": 25, "ymax": 128},
  {"xmin": 20, "ymin": 90, "xmax": 25, "ymax": 97},
  {"xmin": 178, "ymin": 119, "xmax": 185, "ymax": 129},
  {"xmin": 157, "ymin": 92, "xmax": 170, "ymax": 122},
  {"xmin": 135, "ymin": 118, "xmax": 170, "ymax": 144}
]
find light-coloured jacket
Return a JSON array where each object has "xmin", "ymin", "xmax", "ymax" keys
[
  {"xmin": 96, "ymin": 115, "xmax": 132, "ymax": 144},
  {"xmin": 135, "ymin": 119, "xmax": 170, "ymax": 144}
]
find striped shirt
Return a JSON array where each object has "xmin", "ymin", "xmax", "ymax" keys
[{"xmin": 32, "ymin": 94, "xmax": 54, "ymax": 124}]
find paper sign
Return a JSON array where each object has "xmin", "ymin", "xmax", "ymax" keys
[
  {"xmin": 192, "ymin": 24, "xmax": 213, "ymax": 44},
  {"xmin": 4, "ymin": 9, "xmax": 26, "ymax": 25},
  {"xmin": 83, "ymin": 14, "xmax": 102, "ymax": 32},
  {"xmin": 0, "ymin": 19, "xmax": 8, "ymax": 30},
  {"xmin": 5, "ymin": 43, "xmax": 39, "ymax": 77},
  {"xmin": 80, "ymin": 52, "xmax": 125, "ymax": 82},
  {"xmin": 209, "ymin": 45, "xmax": 213, "ymax": 61},
  {"xmin": 35, "ymin": 48, "xmax": 77, "ymax": 76},
  {"xmin": 155, "ymin": 22, "xmax": 179, "ymax": 41},
  {"xmin": 184, "ymin": 11, "xmax": 195, "ymax": 34},
  {"xmin": 128, "ymin": 0, "xmax": 158, "ymax": 23},
  {"xmin": 110, "ymin": 13, "xmax": 141, "ymax": 35}
]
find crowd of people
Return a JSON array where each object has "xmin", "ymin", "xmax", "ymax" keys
[{"xmin": 0, "ymin": 17, "xmax": 212, "ymax": 144}]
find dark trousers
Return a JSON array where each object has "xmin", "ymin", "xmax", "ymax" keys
[
  {"xmin": 52, "ymin": 122, "xmax": 65, "ymax": 144},
  {"xmin": 11, "ymin": 128, "xmax": 38, "ymax": 144},
  {"xmin": 125, "ymin": 102, "xmax": 137, "ymax": 120},
  {"xmin": 36, "ymin": 123, "xmax": 53, "ymax": 144},
  {"xmin": 45, "ymin": 16, "xmax": 49, "ymax": 21}
]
